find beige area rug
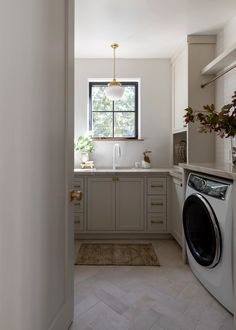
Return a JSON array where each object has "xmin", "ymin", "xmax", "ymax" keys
[{"xmin": 75, "ymin": 243, "xmax": 160, "ymax": 266}]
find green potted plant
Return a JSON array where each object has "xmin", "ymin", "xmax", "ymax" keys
[
  {"xmin": 74, "ymin": 135, "xmax": 95, "ymax": 162},
  {"xmin": 184, "ymin": 91, "xmax": 236, "ymax": 165}
]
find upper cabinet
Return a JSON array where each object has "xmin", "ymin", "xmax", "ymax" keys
[
  {"xmin": 172, "ymin": 47, "xmax": 188, "ymax": 132},
  {"xmin": 171, "ymin": 35, "xmax": 217, "ymax": 166}
]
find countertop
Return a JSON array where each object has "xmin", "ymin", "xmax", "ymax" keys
[
  {"xmin": 74, "ymin": 167, "xmax": 174, "ymax": 176},
  {"xmin": 179, "ymin": 163, "xmax": 236, "ymax": 181},
  {"xmin": 73, "ymin": 164, "xmax": 236, "ymax": 180}
]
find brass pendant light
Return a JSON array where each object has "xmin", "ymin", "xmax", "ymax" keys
[{"xmin": 105, "ymin": 43, "xmax": 124, "ymax": 100}]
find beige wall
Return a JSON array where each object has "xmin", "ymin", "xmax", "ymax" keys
[
  {"xmin": 215, "ymin": 16, "xmax": 236, "ymax": 164},
  {"xmin": 75, "ymin": 58, "xmax": 172, "ymax": 168}
]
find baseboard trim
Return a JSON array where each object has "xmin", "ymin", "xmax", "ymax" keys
[
  {"xmin": 74, "ymin": 233, "xmax": 173, "ymax": 240},
  {"xmin": 171, "ymin": 231, "xmax": 183, "ymax": 248}
]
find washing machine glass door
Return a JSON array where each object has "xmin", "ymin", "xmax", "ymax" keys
[{"xmin": 183, "ymin": 193, "xmax": 221, "ymax": 268}]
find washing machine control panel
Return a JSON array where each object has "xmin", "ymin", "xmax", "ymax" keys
[{"xmin": 188, "ymin": 174, "xmax": 230, "ymax": 200}]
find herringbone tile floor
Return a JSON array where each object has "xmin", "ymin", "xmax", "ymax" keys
[{"xmin": 71, "ymin": 240, "xmax": 234, "ymax": 330}]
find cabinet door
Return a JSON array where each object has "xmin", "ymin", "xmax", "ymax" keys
[
  {"xmin": 87, "ymin": 177, "xmax": 115, "ymax": 231},
  {"xmin": 171, "ymin": 177, "xmax": 184, "ymax": 246},
  {"xmin": 116, "ymin": 177, "xmax": 144, "ymax": 231},
  {"xmin": 172, "ymin": 47, "xmax": 188, "ymax": 131}
]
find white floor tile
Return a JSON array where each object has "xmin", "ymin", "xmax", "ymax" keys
[{"xmin": 71, "ymin": 239, "xmax": 233, "ymax": 330}]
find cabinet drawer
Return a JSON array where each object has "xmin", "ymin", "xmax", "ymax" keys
[
  {"xmin": 147, "ymin": 213, "xmax": 166, "ymax": 232},
  {"xmin": 147, "ymin": 196, "xmax": 166, "ymax": 213},
  {"xmin": 74, "ymin": 213, "xmax": 84, "ymax": 232},
  {"xmin": 73, "ymin": 200, "xmax": 83, "ymax": 212},
  {"xmin": 148, "ymin": 178, "xmax": 166, "ymax": 195},
  {"xmin": 74, "ymin": 178, "xmax": 84, "ymax": 190}
]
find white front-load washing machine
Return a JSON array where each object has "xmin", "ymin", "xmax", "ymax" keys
[{"xmin": 183, "ymin": 172, "xmax": 233, "ymax": 313}]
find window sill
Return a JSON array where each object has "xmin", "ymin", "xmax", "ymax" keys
[{"xmin": 92, "ymin": 138, "xmax": 144, "ymax": 142}]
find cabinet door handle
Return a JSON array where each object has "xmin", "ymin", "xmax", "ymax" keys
[
  {"xmin": 75, "ymin": 220, "xmax": 80, "ymax": 224},
  {"xmin": 74, "ymin": 185, "xmax": 81, "ymax": 188},
  {"xmin": 151, "ymin": 184, "xmax": 163, "ymax": 188},
  {"xmin": 151, "ymin": 220, "xmax": 164, "ymax": 224},
  {"xmin": 151, "ymin": 202, "xmax": 163, "ymax": 206},
  {"xmin": 74, "ymin": 202, "xmax": 81, "ymax": 206}
]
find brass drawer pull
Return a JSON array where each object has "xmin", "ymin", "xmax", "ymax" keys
[
  {"xmin": 112, "ymin": 177, "xmax": 119, "ymax": 181},
  {"xmin": 151, "ymin": 202, "xmax": 163, "ymax": 206},
  {"xmin": 74, "ymin": 185, "xmax": 81, "ymax": 188},
  {"xmin": 151, "ymin": 220, "xmax": 164, "ymax": 224},
  {"xmin": 151, "ymin": 184, "xmax": 163, "ymax": 188}
]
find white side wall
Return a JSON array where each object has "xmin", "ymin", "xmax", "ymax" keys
[
  {"xmin": 75, "ymin": 59, "xmax": 171, "ymax": 168},
  {"xmin": 0, "ymin": 1, "xmax": 67, "ymax": 329},
  {"xmin": 215, "ymin": 16, "xmax": 236, "ymax": 164}
]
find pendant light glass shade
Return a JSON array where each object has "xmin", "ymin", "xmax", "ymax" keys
[
  {"xmin": 105, "ymin": 80, "xmax": 124, "ymax": 101},
  {"xmin": 105, "ymin": 43, "xmax": 124, "ymax": 101}
]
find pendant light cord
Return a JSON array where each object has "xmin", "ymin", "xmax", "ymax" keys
[
  {"xmin": 111, "ymin": 43, "xmax": 119, "ymax": 81},
  {"xmin": 113, "ymin": 46, "xmax": 116, "ymax": 81}
]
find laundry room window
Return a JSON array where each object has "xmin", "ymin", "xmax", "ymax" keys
[{"xmin": 89, "ymin": 81, "xmax": 139, "ymax": 139}]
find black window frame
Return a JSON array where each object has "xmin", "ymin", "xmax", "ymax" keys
[{"xmin": 89, "ymin": 81, "xmax": 139, "ymax": 139}]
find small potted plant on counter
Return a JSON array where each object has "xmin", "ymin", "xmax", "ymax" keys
[
  {"xmin": 74, "ymin": 135, "xmax": 95, "ymax": 164},
  {"xmin": 142, "ymin": 150, "xmax": 152, "ymax": 168},
  {"xmin": 184, "ymin": 91, "xmax": 236, "ymax": 165}
]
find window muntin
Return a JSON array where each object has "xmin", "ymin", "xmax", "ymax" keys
[{"xmin": 89, "ymin": 82, "xmax": 138, "ymax": 139}]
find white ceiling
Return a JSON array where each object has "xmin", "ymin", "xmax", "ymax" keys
[{"xmin": 75, "ymin": 0, "xmax": 236, "ymax": 58}]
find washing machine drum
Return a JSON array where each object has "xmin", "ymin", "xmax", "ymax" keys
[{"xmin": 183, "ymin": 193, "xmax": 222, "ymax": 268}]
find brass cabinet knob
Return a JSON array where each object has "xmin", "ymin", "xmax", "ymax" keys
[{"xmin": 70, "ymin": 190, "xmax": 82, "ymax": 202}]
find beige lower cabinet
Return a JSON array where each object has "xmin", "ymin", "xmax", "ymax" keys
[
  {"xmin": 87, "ymin": 177, "xmax": 116, "ymax": 231},
  {"xmin": 73, "ymin": 177, "xmax": 84, "ymax": 235},
  {"xmin": 147, "ymin": 213, "xmax": 166, "ymax": 232},
  {"xmin": 171, "ymin": 176, "xmax": 184, "ymax": 246},
  {"xmin": 74, "ymin": 173, "xmax": 169, "ymax": 235},
  {"xmin": 147, "ymin": 177, "xmax": 167, "ymax": 233},
  {"xmin": 87, "ymin": 176, "xmax": 144, "ymax": 232},
  {"xmin": 116, "ymin": 177, "xmax": 144, "ymax": 231},
  {"xmin": 74, "ymin": 213, "xmax": 84, "ymax": 232}
]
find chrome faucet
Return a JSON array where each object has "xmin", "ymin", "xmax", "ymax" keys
[{"xmin": 113, "ymin": 143, "xmax": 121, "ymax": 170}]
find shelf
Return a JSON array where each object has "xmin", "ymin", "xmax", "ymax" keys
[
  {"xmin": 172, "ymin": 127, "xmax": 187, "ymax": 135},
  {"xmin": 201, "ymin": 42, "xmax": 236, "ymax": 75}
]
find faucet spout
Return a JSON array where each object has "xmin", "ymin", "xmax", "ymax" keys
[{"xmin": 113, "ymin": 143, "xmax": 121, "ymax": 170}]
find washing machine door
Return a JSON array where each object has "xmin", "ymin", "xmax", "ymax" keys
[{"xmin": 183, "ymin": 193, "xmax": 221, "ymax": 268}]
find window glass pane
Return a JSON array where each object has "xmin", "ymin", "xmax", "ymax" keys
[
  {"xmin": 114, "ymin": 86, "xmax": 135, "ymax": 112},
  {"xmin": 92, "ymin": 85, "xmax": 112, "ymax": 111},
  {"xmin": 114, "ymin": 112, "xmax": 135, "ymax": 137},
  {"xmin": 92, "ymin": 112, "xmax": 113, "ymax": 137}
]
